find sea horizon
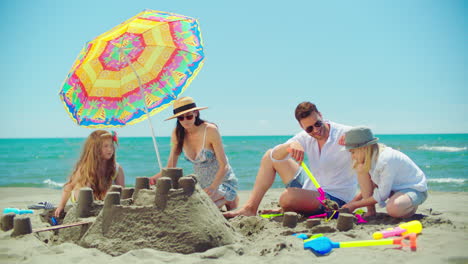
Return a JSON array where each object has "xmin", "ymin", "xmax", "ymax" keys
[
  {"xmin": 1, "ymin": 132, "xmax": 467, "ymax": 140},
  {"xmin": 1, "ymin": 134, "xmax": 466, "ymax": 192}
]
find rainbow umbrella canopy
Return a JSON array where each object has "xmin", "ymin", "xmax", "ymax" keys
[{"xmin": 59, "ymin": 10, "xmax": 205, "ymax": 168}]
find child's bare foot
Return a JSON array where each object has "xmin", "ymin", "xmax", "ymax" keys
[
  {"xmin": 364, "ymin": 211, "xmax": 376, "ymax": 218},
  {"xmin": 364, "ymin": 205, "xmax": 376, "ymax": 218}
]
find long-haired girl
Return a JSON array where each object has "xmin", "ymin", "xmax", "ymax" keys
[{"xmin": 54, "ymin": 130, "xmax": 125, "ymax": 217}]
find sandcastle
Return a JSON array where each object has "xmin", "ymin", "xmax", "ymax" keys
[{"xmin": 5, "ymin": 168, "xmax": 239, "ymax": 256}]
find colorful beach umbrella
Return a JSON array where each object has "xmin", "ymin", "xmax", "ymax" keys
[{"xmin": 59, "ymin": 10, "xmax": 205, "ymax": 169}]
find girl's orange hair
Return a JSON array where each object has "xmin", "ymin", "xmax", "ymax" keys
[{"xmin": 67, "ymin": 130, "xmax": 116, "ymax": 200}]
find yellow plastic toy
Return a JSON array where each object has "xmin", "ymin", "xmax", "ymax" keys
[{"xmin": 372, "ymin": 220, "xmax": 423, "ymax": 239}]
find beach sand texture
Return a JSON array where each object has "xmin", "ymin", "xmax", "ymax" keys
[{"xmin": 1, "ymin": 187, "xmax": 467, "ymax": 264}]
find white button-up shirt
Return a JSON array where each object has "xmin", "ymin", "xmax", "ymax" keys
[
  {"xmin": 370, "ymin": 146, "xmax": 428, "ymax": 207},
  {"xmin": 285, "ymin": 121, "xmax": 357, "ymax": 202}
]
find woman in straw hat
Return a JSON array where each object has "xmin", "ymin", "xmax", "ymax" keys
[
  {"xmin": 149, "ymin": 97, "xmax": 239, "ymax": 210},
  {"xmin": 341, "ymin": 127, "xmax": 428, "ymax": 218}
]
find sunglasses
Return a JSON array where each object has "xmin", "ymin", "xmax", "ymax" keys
[
  {"xmin": 305, "ymin": 120, "xmax": 323, "ymax": 133},
  {"xmin": 177, "ymin": 114, "xmax": 194, "ymax": 121}
]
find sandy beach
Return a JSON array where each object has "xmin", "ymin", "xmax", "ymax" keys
[{"xmin": 1, "ymin": 187, "xmax": 467, "ymax": 264}]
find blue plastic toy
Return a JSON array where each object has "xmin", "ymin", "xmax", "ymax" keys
[
  {"xmin": 301, "ymin": 233, "xmax": 417, "ymax": 256},
  {"xmin": 3, "ymin": 208, "xmax": 34, "ymax": 215}
]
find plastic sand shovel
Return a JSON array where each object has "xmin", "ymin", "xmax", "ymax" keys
[
  {"xmin": 300, "ymin": 161, "xmax": 341, "ymax": 211},
  {"xmin": 286, "ymin": 147, "xmax": 324, "ymax": 194},
  {"xmin": 373, "ymin": 220, "xmax": 422, "ymax": 239},
  {"xmin": 3, "ymin": 208, "xmax": 33, "ymax": 215},
  {"xmin": 308, "ymin": 213, "xmax": 328, "ymax": 219},
  {"xmin": 303, "ymin": 233, "xmax": 417, "ymax": 256},
  {"xmin": 355, "ymin": 214, "xmax": 367, "ymax": 224},
  {"xmin": 300, "ymin": 162, "xmax": 326, "ymax": 201},
  {"xmin": 260, "ymin": 213, "xmax": 284, "ymax": 219}
]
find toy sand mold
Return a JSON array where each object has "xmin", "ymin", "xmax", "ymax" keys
[{"xmin": 58, "ymin": 168, "xmax": 238, "ymax": 256}]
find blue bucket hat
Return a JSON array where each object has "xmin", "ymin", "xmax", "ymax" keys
[{"xmin": 345, "ymin": 127, "xmax": 379, "ymax": 150}]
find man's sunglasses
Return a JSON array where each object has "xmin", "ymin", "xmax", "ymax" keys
[
  {"xmin": 305, "ymin": 120, "xmax": 323, "ymax": 133},
  {"xmin": 177, "ymin": 114, "xmax": 194, "ymax": 121}
]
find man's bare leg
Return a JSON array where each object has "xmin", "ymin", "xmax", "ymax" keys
[
  {"xmin": 223, "ymin": 149, "xmax": 299, "ymax": 218},
  {"xmin": 279, "ymin": 188, "xmax": 322, "ymax": 214}
]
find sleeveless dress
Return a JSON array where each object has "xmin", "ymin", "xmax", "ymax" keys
[{"xmin": 183, "ymin": 126, "xmax": 238, "ymax": 201}]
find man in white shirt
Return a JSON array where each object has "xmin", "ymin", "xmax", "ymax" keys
[{"xmin": 224, "ymin": 102, "xmax": 357, "ymax": 217}]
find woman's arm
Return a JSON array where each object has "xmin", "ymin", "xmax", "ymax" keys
[
  {"xmin": 149, "ymin": 130, "xmax": 180, "ymax": 185},
  {"xmin": 205, "ymin": 124, "xmax": 228, "ymax": 195}
]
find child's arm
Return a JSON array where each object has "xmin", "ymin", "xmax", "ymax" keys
[
  {"xmin": 372, "ymin": 166, "xmax": 395, "ymax": 207},
  {"xmin": 350, "ymin": 192, "xmax": 363, "ymax": 202},
  {"xmin": 342, "ymin": 196, "xmax": 378, "ymax": 212},
  {"xmin": 114, "ymin": 165, "xmax": 125, "ymax": 187},
  {"xmin": 54, "ymin": 173, "xmax": 79, "ymax": 217}
]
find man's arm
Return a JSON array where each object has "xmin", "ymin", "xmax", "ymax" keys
[{"xmin": 271, "ymin": 141, "xmax": 304, "ymax": 162}]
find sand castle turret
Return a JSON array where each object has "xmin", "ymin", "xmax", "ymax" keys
[{"xmin": 58, "ymin": 168, "xmax": 238, "ymax": 256}]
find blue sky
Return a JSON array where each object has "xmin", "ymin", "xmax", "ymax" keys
[{"xmin": 1, "ymin": 0, "xmax": 467, "ymax": 138}]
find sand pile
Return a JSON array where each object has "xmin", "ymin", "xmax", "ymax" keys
[
  {"xmin": 4, "ymin": 168, "xmax": 239, "ymax": 256},
  {"xmin": 1, "ymin": 188, "xmax": 468, "ymax": 263}
]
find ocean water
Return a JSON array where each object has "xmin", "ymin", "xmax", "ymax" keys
[{"xmin": 0, "ymin": 134, "xmax": 466, "ymax": 192}]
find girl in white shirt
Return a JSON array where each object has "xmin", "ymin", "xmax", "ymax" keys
[{"xmin": 342, "ymin": 127, "xmax": 428, "ymax": 218}]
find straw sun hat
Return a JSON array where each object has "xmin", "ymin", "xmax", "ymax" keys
[
  {"xmin": 165, "ymin": 96, "xmax": 208, "ymax": 121},
  {"xmin": 344, "ymin": 127, "xmax": 379, "ymax": 150}
]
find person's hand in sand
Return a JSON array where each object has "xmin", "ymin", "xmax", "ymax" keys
[
  {"xmin": 54, "ymin": 205, "xmax": 64, "ymax": 218},
  {"xmin": 340, "ymin": 202, "xmax": 357, "ymax": 214}
]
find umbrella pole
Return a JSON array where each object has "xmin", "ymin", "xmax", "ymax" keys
[{"xmin": 121, "ymin": 49, "xmax": 163, "ymax": 170}]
